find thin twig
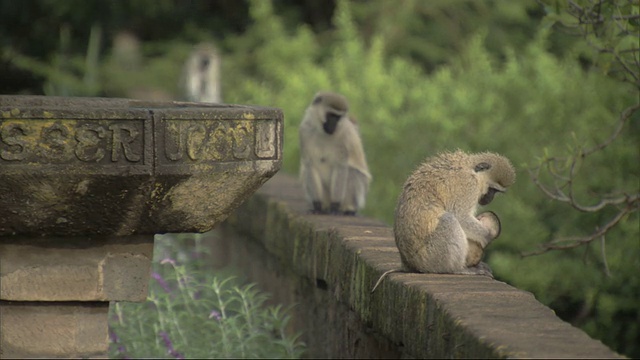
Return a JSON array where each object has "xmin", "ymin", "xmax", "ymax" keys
[
  {"xmin": 522, "ymin": 204, "xmax": 636, "ymax": 256},
  {"xmin": 600, "ymin": 233, "xmax": 611, "ymax": 277},
  {"xmin": 582, "ymin": 103, "xmax": 639, "ymax": 156}
]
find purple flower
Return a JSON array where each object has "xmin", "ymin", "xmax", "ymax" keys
[
  {"xmin": 208, "ymin": 309, "xmax": 222, "ymax": 321},
  {"xmin": 109, "ymin": 329, "xmax": 129, "ymax": 359},
  {"xmin": 159, "ymin": 331, "xmax": 174, "ymax": 352},
  {"xmin": 193, "ymin": 290, "xmax": 202, "ymax": 300},
  {"xmin": 110, "ymin": 312, "xmax": 120, "ymax": 322},
  {"xmin": 109, "ymin": 329, "xmax": 120, "ymax": 343},
  {"xmin": 118, "ymin": 345, "xmax": 128, "ymax": 357},
  {"xmin": 151, "ymin": 272, "xmax": 172, "ymax": 293},
  {"xmin": 159, "ymin": 331, "xmax": 184, "ymax": 359}
]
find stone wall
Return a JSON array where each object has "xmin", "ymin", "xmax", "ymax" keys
[
  {"xmin": 220, "ymin": 172, "xmax": 622, "ymax": 359},
  {"xmin": 0, "ymin": 236, "xmax": 154, "ymax": 358},
  {"xmin": 0, "ymin": 95, "xmax": 284, "ymax": 358}
]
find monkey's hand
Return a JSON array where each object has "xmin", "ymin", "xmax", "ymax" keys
[
  {"xmin": 466, "ymin": 240, "xmax": 485, "ymax": 267},
  {"xmin": 476, "ymin": 211, "xmax": 501, "ymax": 240}
]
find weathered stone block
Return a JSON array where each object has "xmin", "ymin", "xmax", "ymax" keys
[
  {"xmin": 0, "ymin": 95, "xmax": 283, "ymax": 237},
  {"xmin": 0, "ymin": 236, "xmax": 153, "ymax": 301},
  {"xmin": 0, "ymin": 95, "xmax": 284, "ymax": 359},
  {"xmin": 0, "ymin": 301, "xmax": 109, "ymax": 358}
]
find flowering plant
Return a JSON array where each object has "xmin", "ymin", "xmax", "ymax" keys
[{"xmin": 109, "ymin": 232, "xmax": 305, "ymax": 359}]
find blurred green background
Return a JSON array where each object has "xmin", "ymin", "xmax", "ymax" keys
[{"xmin": 1, "ymin": 0, "xmax": 638, "ymax": 357}]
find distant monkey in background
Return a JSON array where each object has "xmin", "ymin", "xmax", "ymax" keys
[
  {"xmin": 299, "ymin": 92, "xmax": 371, "ymax": 215},
  {"xmin": 182, "ymin": 43, "xmax": 222, "ymax": 103},
  {"xmin": 111, "ymin": 31, "xmax": 142, "ymax": 71},
  {"xmin": 372, "ymin": 150, "xmax": 515, "ymax": 293}
]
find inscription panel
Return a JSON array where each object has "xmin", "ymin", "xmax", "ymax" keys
[
  {"xmin": 0, "ymin": 119, "xmax": 146, "ymax": 166},
  {"xmin": 158, "ymin": 119, "xmax": 279, "ymax": 165}
]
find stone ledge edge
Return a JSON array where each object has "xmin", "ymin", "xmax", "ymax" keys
[{"xmin": 226, "ymin": 172, "xmax": 623, "ymax": 359}]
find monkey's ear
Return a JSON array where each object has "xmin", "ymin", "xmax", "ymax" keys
[
  {"xmin": 474, "ymin": 162, "xmax": 492, "ymax": 172},
  {"xmin": 313, "ymin": 95, "xmax": 323, "ymax": 104}
]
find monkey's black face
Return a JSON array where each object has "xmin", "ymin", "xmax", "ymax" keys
[
  {"xmin": 479, "ymin": 187, "xmax": 499, "ymax": 206},
  {"xmin": 323, "ymin": 112, "xmax": 341, "ymax": 134},
  {"xmin": 199, "ymin": 56, "xmax": 210, "ymax": 71}
]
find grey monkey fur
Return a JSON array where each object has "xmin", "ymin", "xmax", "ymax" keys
[
  {"xmin": 299, "ymin": 91, "xmax": 371, "ymax": 215},
  {"xmin": 371, "ymin": 150, "xmax": 515, "ymax": 293}
]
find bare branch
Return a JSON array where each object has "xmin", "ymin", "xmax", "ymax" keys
[
  {"xmin": 527, "ymin": 0, "xmax": 640, "ymax": 266},
  {"xmin": 529, "ymin": 105, "xmax": 639, "ymax": 212},
  {"xmin": 600, "ymin": 233, "xmax": 611, "ymax": 277},
  {"xmin": 582, "ymin": 103, "xmax": 639, "ymax": 156},
  {"xmin": 531, "ymin": 159, "xmax": 639, "ymax": 211},
  {"xmin": 522, "ymin": 203, "xmax": 637, "ymax": 256}
]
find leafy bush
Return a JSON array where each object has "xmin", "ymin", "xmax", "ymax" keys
[
  {"xmin": 3, "ymin": 0, "xmax": 637, "ymax": 356},
  {"xmin": 222, "ymin": 0, "xmax": 638, "ymax": 356},
  {"xmin": 108, "ymin": 233, "xmax": 305, "ymax": 359}
]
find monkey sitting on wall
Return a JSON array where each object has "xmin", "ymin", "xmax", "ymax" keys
[
  {"xmin": 182, "ymin": 43, "xmax": 222, "ymax": 103},
  {"xmin": 371, "ymin": 150, "xmax": 515, "ymax": 293},
  {"xmin": 299, "ymin": 92, "xmax": 371, "ymax": 215}
]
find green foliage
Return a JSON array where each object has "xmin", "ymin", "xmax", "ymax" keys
[
  {"xmin": 2, "ymin": 24, "xmax": 102, "ymax": 96},
  {"xmin": 538, "ymin": 0, "xmax": 640, "ymax": 87},
  {"xmin": 109, "ymin": 234, "xmax": 305, "ymax": 359},
  {"xmin": 350, "ymin": 0, "xmax": 544, "ymax": 72},
  {"xmin": 222, "ymin": 1, "xmax": 639, "ymax": 356},
  {"xmin": 2, "ymin": 24, "xmax": 193, "ymax": 98},
  {"xmin": 2, "ymin": 0, "xmax": 638, "ymax": 357}
]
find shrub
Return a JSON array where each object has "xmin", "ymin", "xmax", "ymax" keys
[{"xmin": 108, "ymin": 233, "xmax": 305, "ymax": 359}]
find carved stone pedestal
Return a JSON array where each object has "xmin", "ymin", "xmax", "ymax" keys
[
  {"xmin": 0, "ymin": 235, "xmax": 153, "ymax": 357},
  {"xmin": 0, "ymin": 95, "xmax": 282, "ymax": 358}
]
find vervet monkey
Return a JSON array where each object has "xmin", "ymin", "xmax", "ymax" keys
[
  {"xmin": 182, "ymin": 43, "xmax": 222, "ymax": 103},
  {"xmin": 111, "ymin": 31, "xmax": 173, "ymax": 101},
  {"xmin": 111, "ymin": 31, "xmax": 142, "ymax": 71},
  {"xmin": 467, "ymin": 211, "xmax": 501, "ymax": 267},
  {"xmin": 371, "ymin": 150, "xmax": 515, "ymax": 293},
  {"xmin": 299, "ymin": 92, "xmax": 371, "ymax": 215}
]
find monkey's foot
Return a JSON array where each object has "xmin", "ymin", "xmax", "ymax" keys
[
  {"xmin": 471, "ymin": 262, "xmax": 494, "ymax": 278},
  {"xmin": 329, "ymin": 202, "xmax": 341, "ymax": 215},
  {"xmin": 311, "ymin": 201, "xmax": 324, "ymax": 214}
]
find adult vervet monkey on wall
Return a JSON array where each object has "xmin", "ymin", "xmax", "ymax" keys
[
  {"xmin": 299, "ymin": 91, "xmax": 371, "ymax": 215},
  {"xmin": 372, "ymin": 150, "xmax": 516, "ymax": 293},
  {"xmin": 182, "ymin": 42, "xmax": 222, "ymax": 103}
]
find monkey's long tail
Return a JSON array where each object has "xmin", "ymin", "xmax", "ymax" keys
[{"xmin": 371, "ymin": 268, "xmax": 403, "ymax": 293}]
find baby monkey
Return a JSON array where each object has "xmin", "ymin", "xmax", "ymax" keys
[
  {"xmin": 299, "ymin": 92, "xmax": 371, "ymax": 215},
  {"xmin": 467, "ymin": 211, "xmax": 501, "ymax": 267},
  {"xmin": 372, "ymin": 150, "xmax": 515, "ymax": 293}
]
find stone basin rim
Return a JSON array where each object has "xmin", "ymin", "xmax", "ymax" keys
[
  {"xmin": 0, "ymin": 95, "xmax": 284, "ymax": 236},
  {"xmin": 0, "ymin": 95, "xmax": 279, "ymax": 110}
]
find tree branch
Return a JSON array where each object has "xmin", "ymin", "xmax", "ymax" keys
[
  {"xmin": 529, "ymin": 103, "xmax": 639, "ymax": 212},
  {"xmin": 522, "ymin": 202, "xmax": 637, "ymax": 256},
  {"xmin": 526, "ymin": 0, "xmax": 640, "ymax": 267},
  {"xmin": 582, "ymin": 103, "xmax": 639, "ymax": 156}
]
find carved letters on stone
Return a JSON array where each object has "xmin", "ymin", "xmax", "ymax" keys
[
  {"xmin": 159, "ymin": 119, "xmax": 278, "ymax": 164},
  {"xmin": 0, "ymin": 118, "xmax": 279, "ymax": 166},
  {"xmin": 0, "ymin": 96, "xmax": 283, "ymax": 237},
  {"xmin": 0, "ymin": 120, "xmax": 144, "ymax": 164}
]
